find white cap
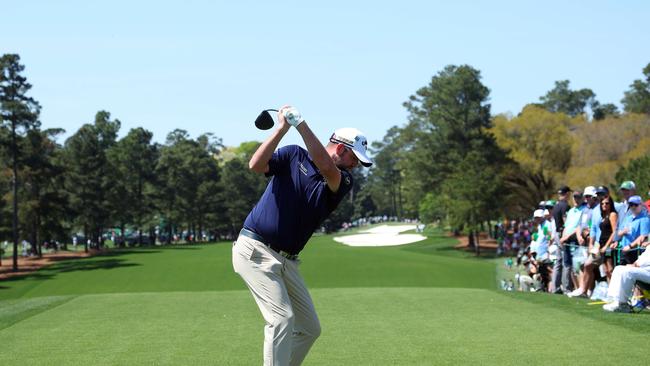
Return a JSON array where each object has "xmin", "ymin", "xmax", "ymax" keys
[
  {"xmin": 533, "ymin": 209, "xmax": 544, "ymax": 218},
  {"xmin": 330, "ymin": 128, "xmax": 373, "ymax": 167},
  {"xmin": 583, "ymin": 186, "xmax": 597, "ymax": 197}
]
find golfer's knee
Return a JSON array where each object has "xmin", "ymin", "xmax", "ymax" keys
[
  {"xmin": 308, "ymin": 319, "xmax": 321, "ymax": 339},
  {"xmin": 274, "ymin": 310, "xmax": 295, "ymax": 332}
]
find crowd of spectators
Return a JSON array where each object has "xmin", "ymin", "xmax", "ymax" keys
[{"xmin": 500, "ymin": 181, "xmax": 650, "ymax": 313}]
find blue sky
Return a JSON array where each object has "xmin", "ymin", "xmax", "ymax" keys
[{"xmin": 3, "ymin": 1, "xmax": 649, "ymax": 148}]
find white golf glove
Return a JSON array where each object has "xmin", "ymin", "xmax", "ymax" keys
[{"xmin": 283, "ymin": 107, "xmax": 305, "ymax": 127}]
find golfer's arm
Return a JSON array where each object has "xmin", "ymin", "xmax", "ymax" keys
[
  {"xmin": 295, "ymin": 122, "xmax": 341, "ymax": 192},
  {"xmin": 249, "ymin": 125, "xmax": 291, "ymax": 174}
]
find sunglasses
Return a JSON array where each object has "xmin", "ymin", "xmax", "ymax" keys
[
  {"xmin": 601, "ymin": 201, "xmax": 611, "ymax": 206},
  {"xmin": 629, "ymin": 203, "xmax": 640, "ymax": 208}
]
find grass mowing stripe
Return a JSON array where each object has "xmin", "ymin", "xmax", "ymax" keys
[
  {"xmin": 1, "ymin": 288, "xmax": 646, "ymax": 365},
  {"xmin": 0, "ymin": 295, "xmax": 76, "ymax": 331},
  {"xmin": 0, "ymin": 234, "xmax": 496, "ymax": 300}
]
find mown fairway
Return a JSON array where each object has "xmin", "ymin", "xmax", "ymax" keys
[{"xmin": 1, "ymin": 230, "xmax": 649, "ymax": 365}]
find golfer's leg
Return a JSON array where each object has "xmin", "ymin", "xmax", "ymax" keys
[
  {"xmin": 233, "ymin": 237, "xmax": 294, "ymax": 366},
  {"xmin": 284, "ymin": 259, "xmax": 321, "ymax": 366}
]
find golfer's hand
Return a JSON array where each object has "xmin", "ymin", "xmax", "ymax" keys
[
  {"xmin": 277, "ymin": 105, "xmax": 292, "ymax": 131},
  {"xmin": 283, "ymin": 107, "xmax": 304, "ymax": 127}
]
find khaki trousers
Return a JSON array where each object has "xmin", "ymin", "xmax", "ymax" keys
[{"xmin": 232, "ymin": 235, "xmax": 321, "ymax": 366}]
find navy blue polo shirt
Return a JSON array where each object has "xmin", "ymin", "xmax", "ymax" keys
[{"xmin": 243, "ymin": 145, "xmax": 353, "ymax": 254}]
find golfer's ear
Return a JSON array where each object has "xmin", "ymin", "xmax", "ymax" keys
[{"xmin": 335, "ymin": 143, "xmax": 346, "ymax": 155}]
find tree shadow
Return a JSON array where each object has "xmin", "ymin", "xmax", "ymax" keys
[
  {"xmin": 400, "ymin": 237, "xmax": 498, "ymax": 260},
  {"xmin": 0, "ymin": 257, "xmax": 141, "ymax": 287}
]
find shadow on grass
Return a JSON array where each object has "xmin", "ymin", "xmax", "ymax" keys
[
  {"xmin": 0, "ymin": 256, "xmax": 141, "ymax": 288},
  {"xmin": 400, "ymin": 236, "xmax": 498, "ymax": 260}
]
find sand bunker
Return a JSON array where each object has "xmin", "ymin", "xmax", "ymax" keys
[{"xmin": 333, "ymin": 225, "xmax": 427, "ymax": 247}]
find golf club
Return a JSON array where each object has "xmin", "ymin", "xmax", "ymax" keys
[{"xmin": 254, "ymin": 109, "xmax": 279, "ymax": 130}]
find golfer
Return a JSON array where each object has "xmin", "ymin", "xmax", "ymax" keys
[{"xmin": 232, "ymin": 105, "xmax": 372, "ymax": 365}]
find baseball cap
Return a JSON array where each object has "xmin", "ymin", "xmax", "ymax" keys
[
  {"xmin": 557, "ymin": 185, "xmax": 571, "ymax": 194},
  {"xmin": 330, "ymin": 128, "xmax": 373, "ymax": 167},
  {"xmin": 545, "ymin": 200, "xmax": 556, "ymax": 207},
  {"xmin": 533, "ymin": 209, "xmax": 544, "ymax": 218},
  {"xmin": 596, "ymin": 186, "xmax": 609, "ymax": 195},
  {"xmin": 583, "ymin": 186, "xmax": 597, "ymax": 197},
  {"xmin": 619, "ymin": 181, "xmax": 636, "ymax": 190},
  {"xmin": 628, "ymin": 195, "xmax": 643, "ymax": 205}
]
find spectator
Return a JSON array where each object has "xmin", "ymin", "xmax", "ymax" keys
[
  {"xmin": 567, "ymin": 186, "xmax": 598, "ymax": 297},
  {"xmin": 570, "ymin": 195, "xmax": 618, "ymax": 297},
  {"xmin": 614, "ymin": 181, "xmax": 646, "ymax": 247},
  {"xmin": 603, "ymin": 233, "xmax": 650, "ymax": 313},
  {"xmin": 556, "ymin": 191, "xmax": 586, "ymax": 294},
  {"xmin": 598, "ymin": 196, "xmax": 619, "ymax": 281},
  {"xmin": 531, "ymin": 209, "xmax": 553, "ymax": 290},
  {"xmin": 518, "ymin": 247, "xmax": 541, "ymax": 292},
  {"xmin": 618, "ymin": 195, "xmax": 650, "ymax": 265},
  {"xmin": 588, "ymin": 185, "xmax": 611, "ymax": 256},
  {"xmin": 553, "ymin": 186, "xmax": 571, "ymax": 236}
]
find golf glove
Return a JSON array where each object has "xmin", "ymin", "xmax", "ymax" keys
[{"xmin": 283, "ymin": 107, "xmax": 304, "ymax": 127}]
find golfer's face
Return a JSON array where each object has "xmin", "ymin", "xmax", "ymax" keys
[{"xmin": 340, "ymin": 147, "xmax": 359, "ymax": 170}]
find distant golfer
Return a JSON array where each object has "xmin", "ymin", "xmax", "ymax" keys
[{"xmin": 232, "ymin": 105, "xmax": 372, "ymax": 365}]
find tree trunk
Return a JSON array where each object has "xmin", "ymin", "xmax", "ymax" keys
[
  {"xmin": 119, "ymin": 222, "xmax": 125, "ymax": 248},
  {"xmin": 475, "ymin": 230, "xmax": 481, "ymax": 257},
  {"xmin": 83, "ymin": 224, "xmax": 88, "ymax": 253},
  {"xmin": 11, "ymin": 121, "xmax": 19, "ymax": 271},
  {"xmin": 468, "ymin": 230, "xmax": 475, "ymax": 248}
]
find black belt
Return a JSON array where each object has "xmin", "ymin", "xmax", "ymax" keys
[{"xmin": 239, "ymin": 228, "xmax": 299, "ymax": 261}]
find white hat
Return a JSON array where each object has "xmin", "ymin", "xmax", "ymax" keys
[
  {"xmin": 330, "ymin": 128, "xmax": 373, "ymax": 167},
  {"xmin": 583, "ymin": 186, "xmax": 597, "ymax": 197},
  {"xmin": 533, "ymin": 209, "xmax": 544, "ymax": 218}
]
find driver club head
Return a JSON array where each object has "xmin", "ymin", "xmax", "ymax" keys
[{"xmin": 255, "ymin": 109, "xmax": 277, "ymax": 130}]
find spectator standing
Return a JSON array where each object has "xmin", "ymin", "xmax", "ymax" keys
[
  {"xmin": 556, "ymin": 191, "xmax": 586, "ymax": 293},
  {"xmin": 552, "ymin": 186, "xmax": 571, "ymax": 249},
  {"xmin": 570, "ymin": 195, "xmax": 618, "ymax": 297},
  {"xmin": 599, "ymin": 196, "xmax": 619, "ymax": 281}
]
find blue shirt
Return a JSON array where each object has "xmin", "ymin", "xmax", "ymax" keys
[
  {"xmin": 243, "ymin": 145, "xmax": 354, "ymax": 254},
  {"xmin": 563, "ymin": 204, "xmax": 585, "ymax": 238},
  {"xmin": 619, "ymin": 211, "xmax": 650, "ymax": 248}
]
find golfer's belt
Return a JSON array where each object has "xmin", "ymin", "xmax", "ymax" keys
[{"xmin": 239, "ymin": 228, "xmax": 299, "ymax": 261}]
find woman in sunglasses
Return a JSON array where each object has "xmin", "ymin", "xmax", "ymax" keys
[{"xmin": 598, "ymin": 197, "xmax": 619, "ymax": 281}]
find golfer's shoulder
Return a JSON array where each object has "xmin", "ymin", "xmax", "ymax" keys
[{"xmin": 276, "ymin": 144, "xmax": 305, "ymax": 161}]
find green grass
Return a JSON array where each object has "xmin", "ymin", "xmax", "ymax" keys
[{"xmin": 1, "ymin": 229, "xmax": 648, "ymax": 365}]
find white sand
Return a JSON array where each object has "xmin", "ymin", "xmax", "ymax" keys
[{"xmin": 333, "ymin": 224, "xmax": 427, "ymax": 247}]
